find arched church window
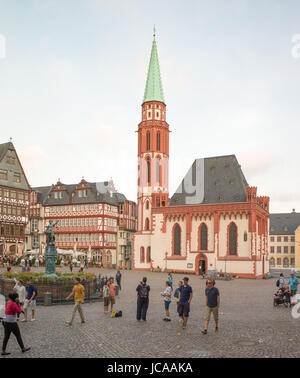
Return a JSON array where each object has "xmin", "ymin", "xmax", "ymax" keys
[
  {"xmin": 145, "ymin": 218, "xmax": 150, "ymax": 231},
  {"xmin": 146, "ymin": 200, "xmax": 149, "ymax": 209},
  {"xmin": 147, "ymin": 247, "xmax": 151, "ymax": 262},
  {"xmin": 173, "ymin": 224, "xmax": 181, "ymax": 256},
  {"xmin": 200, "ymin": 224, "xmax": 208, "ymax": 250},
  {"xmin": 229, "ymin": 223, "xmax": 237, "ymax": 255},
  {"xmin": 146, "ymin": 158, "xmax": 151, "ymax": 183},
  {"xmin": 140, "ymin": 247, "xmax": 145, "ymax": 263},
  {"xmin": 157, "ymin": 131, "xmax": 160, "ymax": 151},
  {"xmin": 146, "ymin": 131, "xmax": 150, "ymax": 150}
]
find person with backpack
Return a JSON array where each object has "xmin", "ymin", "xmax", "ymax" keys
[
  {"xmin": 136, "ymin": 277, "xmax": 150, "ymax": 321},
  {"xmin": 116, "ymin": 271, "xmax": 122, "ymax": 291},
  {"xmin": 277, "ymin": 273, "xmax": 286, "ymax": 289}
]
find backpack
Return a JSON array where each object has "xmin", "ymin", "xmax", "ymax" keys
[
  {"xmin": 115, "ymin": 310, "xmax": 122, "ymax": 317},
  {"xmin": 276, "ymin": 279, "xmax": 280, "ymax": 287},
  {"xmin": 139, "ymin": 285, "xmax": 149, "ymax": 299}
]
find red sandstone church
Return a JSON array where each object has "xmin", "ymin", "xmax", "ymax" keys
[{"xmin": 133, "ymin": 34, "xmax": 270, "ymax": 278}]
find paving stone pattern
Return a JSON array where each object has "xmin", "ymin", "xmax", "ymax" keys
[{"xmin": 0, "ymin": 267, "xmax": 300, "ymax": 358}]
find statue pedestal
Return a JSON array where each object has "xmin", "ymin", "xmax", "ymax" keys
[{"xmin": 44, "ymin": 245, "xmax": 57, "ymax": 278}]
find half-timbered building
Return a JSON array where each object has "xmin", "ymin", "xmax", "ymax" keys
[
  {"xmin": 0, "ymin": 141, "xmax": 31, "ymax": 256},
  {"xmin": 28, "ymin": 179, "xmax": 136, "ymax": 267}
]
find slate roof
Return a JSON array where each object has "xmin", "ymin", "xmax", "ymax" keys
[
  {"xmin": 270, "ymin": 212, "xmax": 300, "ymax": 235},
  {"xmin": 169, "ymin": 155, "xmax": 249, "ymax": 206},
  {"xmin": 32, "ymin": 181, "xmax": 129, "ymax": 207}
]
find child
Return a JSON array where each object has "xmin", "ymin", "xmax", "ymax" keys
[
  {"xmin": 161, "ymin": 281, "xmax": 172, "ymax": 321},
  {"xmin": 103, "ymin": 281, "xmax": 110, "ymax": 314},
  {"xmin": 168, "ymin": 274, "xmax": 173, "ymax": 290},
  {"xmin": 274, "ymin": 289, "xmax": 284, "ymax": 305},
  {"xmin": 284, "ymin": 285, "xmax": 291, "ymax": 307}
]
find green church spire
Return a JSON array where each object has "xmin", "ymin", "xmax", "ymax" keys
[{"xmin": 142, "ymin": 30, "xmax": 165, "ymax": 105}]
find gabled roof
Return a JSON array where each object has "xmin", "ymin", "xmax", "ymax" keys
[
  {"xmin": 0, "ymin": 141, "xmax": 31, "ymax": 191},
  {"xmin": 169, "ymin": 155, "xmax": 249, "ymax": 206},
  {"xmin": 143, "ymin": 36, "xmax": 165, "ymax": 105},
  {"xmin": 270, "ymin": 212, "xmax": 300, "ymax": 234}
]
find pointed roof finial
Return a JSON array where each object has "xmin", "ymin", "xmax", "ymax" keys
[
  {"xmin": 153, "ymin": 24, "xmax": 156, "ymax": 40},
  {"xmin": 9, "ymin": 137, "xmax": 12, "ymax": 142}
]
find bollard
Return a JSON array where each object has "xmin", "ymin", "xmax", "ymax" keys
[{"xmin": 44, "ymin": 292, "xmax": 52, "ymax": 306}]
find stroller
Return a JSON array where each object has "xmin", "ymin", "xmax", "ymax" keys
[
  {"xmin": 273, "ymin": 288, "xmax": 291, "ymax": 307},
  {"xmin": 273, "ymin": 289, "xmax": 285, "ymax": 306}
]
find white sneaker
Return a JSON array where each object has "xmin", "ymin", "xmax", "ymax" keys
[
  {"xmin": 31, "ymin": 318, "xmax": 35, "ymax": 322},
  {"xmin": 21, "ymin": 319, "xmax": 27, "ymax": 322}
]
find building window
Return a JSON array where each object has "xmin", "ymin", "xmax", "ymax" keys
[
  {"xmin": 0, "ymin": 169, "xmax": 8, "ymax": 180},
  {"xmin": 277, "ymin": 258, "xmax": 281, "ymax": 265},
  {"xmin": 200, "ymin": 224, "xmax": 208, "ymax": 250},
  {"xmin": 146, "ymin": 131, "xmax": 150, "ymax": 151},
  {"xmin": 284, "ymin": 246, "xmax": 288, "ymax": 254},
  {"xmin": 277, "ymin": 246, "xmax": 281, "ymax": 253},
  {"xmin": 145, "ymin": 218, "xmax": 150, "ymax": 231},
  {"xmin": 106, "ymin": 251, "xmax": 111, "ymax": 264},
  {"xmin": 13, "ymin": 173, "xmax": 21, "ymax": 183},
  {"xmin": 157, "ymin": 132, "xmax": 160, "ymax": 151},
  {"xmin": 140, "ymin": 247, "xmax": 145, "ymax": 263},
  {"xmin": 228, "ymin": 223, "xmax": 237, "ymax": 255},
  {"xmin": 6, "ymin": 156, "xmax": 15, "ymax": 165},
  {"xmin": 147, "ymin": 247, "xmax": 151, "ymax": 263},
  {"xmin": 173, "ymin": 224, "xmax": 181, "ymax": 256},
  {"xmin": 270, "ymin": 246, "xmax": 274, "ymax": 253},
  {"xmin": 145, "ymin": 200, "xmax": 149, "ymax": 210},
  {"xmin": 291, "ymin": 236, "xmax": 295, "ymax": 242},
  {"xmin": 284, "ymin": 236, "xmax": 288, "ymax": 242},
  {"xmin": 244, "ymin": 231, "xmax": 247, "ymax": 242},
  {"xmin": 270, "ymin": 237, "xmax": 274, "ymax": 242},
  {"xmin": 291, "ymin": 246, "xmax": 295, "ymax": 254},
  {"xmin": 291, "ymin": 258, "xmax": 295, "ymax": 266},
  {"xmin": 277, "ymin": 236, "xmax": 281, "ymax": 242},
  {"xmin": 270, "ymin": 258, "xmax": 275, "ymax": 266},
  {"xmin": 283, "ymin": 257, "xmax": 289, "ymax": 267}
]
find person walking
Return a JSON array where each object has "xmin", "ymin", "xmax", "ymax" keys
[
  {"xmin": 69, "ymin": 261, "xmax": 73, "ymax": 273},
  {"xmin": 116, "ymin": 270, "xmax": 122, "ymax": 291},
  {"xmin": 161, "ymin": 281, "xmax": 172, "ymax": 321},
  {"xmin": 136, "ymin": 277, "xmax": 150, "ymax": 321},
  {"xmin": 201, "ymin": 279, "xmax": 220, "ymax": 334},
  {"xmin": 1, "ymin": 293, "xmax": 30, "ymax": 356},
  {"xmin": 108, "ymin": 278, "xmax": 116, "ymax": 313},
  {"xmin": 22, "ymin": 279, "xmax": 37, "ymax": 322},
  {"xmin": 177, "ymin": 277, "xmax": 193, "ymax": 329},
  {"xmin": 102, "ymin": 281, "xmax": 110, "ymax": 314},
  {"xmin": 289, "ymin": 273, "xmax": 299, "ymax": 296},
  {"xmin": 65, "ymin": 277, "xmax": 85, "ymax": 325},
  {"xmin": 13, "ymin": 279, "xmax": 25, "ymax": 320}
]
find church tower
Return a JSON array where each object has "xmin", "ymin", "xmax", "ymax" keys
[{"xmin": 137, "ymin": 31, "xmax": 170, "ymax": 234}]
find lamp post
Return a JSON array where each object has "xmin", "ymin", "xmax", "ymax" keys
[
  {"xmin": 165, "ymin": 251, "xmax": 168, "ymax": 272},
  {"xmin": 224, "ymin": 255, "xmax": 227, "ymax": 275}
]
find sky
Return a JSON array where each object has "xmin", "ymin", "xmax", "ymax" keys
[{"xmin": 0, "ymin": 0, "xmax": 299, "ymax": 212}]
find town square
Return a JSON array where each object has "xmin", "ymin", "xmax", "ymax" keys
[
  {"xmin": 1, "ymin": 265, "xmax": 300, "ymax": 359},
  {"xmin": 0, "ymin": 0, "xmax": 300, "ymax": 362}
]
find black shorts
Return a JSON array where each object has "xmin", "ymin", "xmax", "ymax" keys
[{"xmin": 177, "ymin": 302, "xmax": 190, "ymax": 317}]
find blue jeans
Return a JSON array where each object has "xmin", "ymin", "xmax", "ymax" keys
[{"xmin": 137, "ymin": 297, "xmax": 149, "ymax": 320}]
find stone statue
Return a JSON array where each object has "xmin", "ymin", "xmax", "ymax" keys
[{"xmin": 44, "ymin": 220, "xmax": 59, "ymax": 278}]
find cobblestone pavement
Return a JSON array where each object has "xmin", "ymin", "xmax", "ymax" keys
[{"xmin": 1, "ymin": 266, "xmax": 300, "ymax": 358}]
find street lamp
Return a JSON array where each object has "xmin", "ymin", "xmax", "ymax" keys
[
  {"xmin": 165, "ymin": 251, "xmax": 168, "ymax": 272},
  {"xmin": 224, "ymin": 255, "xmax": 227, "ymax": 275}
]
